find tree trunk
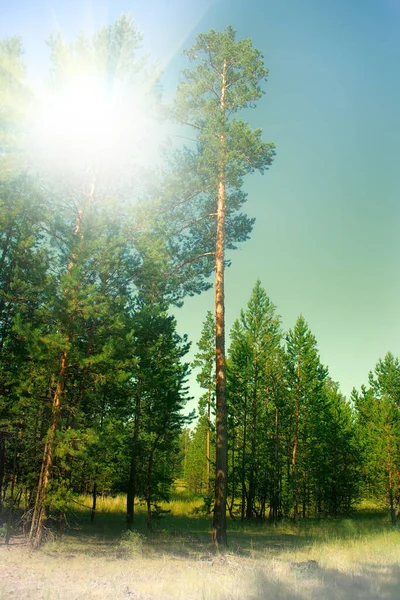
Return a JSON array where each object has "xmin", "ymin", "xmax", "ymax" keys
[
  {"xmin": 5, "ymin": 435, "xmax": 17, "ymax": 546},
  {"xmin": 29, "ymin": 172, "xmax": 95, "ymax": 548},
  {"xmin": 206, "ymin": 387, "xmax": 211, "ymax": 493},
  {"xmin": 270, "ymin": 404, "xmax": 280, "ymax": 522},
  {"xmin": 90, "ymin": 480, "xmax": 97, "ymax": 523},
  {"xmin": 241, "ymin": 393, "xmax": 247, "ymax": 522},
  {"xmin": 386, "ymin": 432, "xmax": 396, "ymax": 525},
  {"xmin": 292, "ymin": 360, "xmax": 301, "ymax": 520},
  {"xmin": 127, "ymin": 385, "xmax": 142, "ymax": 530},
  {"xmin": 230, "ymin": 430, "xmax": 235, "ymax": 517},
  {"xmin": 246, "ymin": 358, "xmax": 258, "ymax": 520},
  {"xmin": 212, "ymin": 59, "xmax": 228, "ymax": 547},
  {"xmin": 145, "ymin": 441, "xmax": 159, "ymax": 531},
  {"xmin": 0, "ymin": 436, "xmax": 5, "ymax": 515},
  {"xmin": 29, "ymin": 351, "xmax": 66, "ymax": 548}
]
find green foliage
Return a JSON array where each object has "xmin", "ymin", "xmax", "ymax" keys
[
  {"xmin": 118, "ymin": 529, "xmax": 145, "ymax": 557},
  {"xmin": 192, "ymin": 310, "xmax": 215, "ymax": 413},
  {"xmin": 2, "ymin": 16, "xmax": 400, "ymax": 546},
  {"xmin": 354, "ymin": 353, "xmax": 400, "ymax": 523},
  {"xmin": 183, "ymin": 416, "xmax": 210, "ymax": 495},
  {"xmin": 182, "ymin": 283, "xmax": 362, "ymax": 521},
  {"xmin": 311, "ymin": 379, "xmax": 361, "ymax": 515},
  {"xmin": 153, "ymin": 27, "xmax": 275, "ymax": 302},
  {"xmin": 0, "ymin": 36, "xmax": 32, "ymax": 178},
  {"xmin": 0, "ymin": 17, "xmax": 211, "ymax": 544},
  {"xmin": 227, "ymin": 281, "xmax": 284, "ymax": 520},
  {"xmin": 175, "ymin": 26, "xmax": 275, "ymax": 189}
]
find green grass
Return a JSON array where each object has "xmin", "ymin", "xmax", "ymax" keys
[{"xmin": 57, "ymin": 492, "xmax": 400, "ymax": 563}]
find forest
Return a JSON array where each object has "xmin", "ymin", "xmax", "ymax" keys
[{"xmin": 1, "ymin": 13, "xmax": 400, "ymax": 558}]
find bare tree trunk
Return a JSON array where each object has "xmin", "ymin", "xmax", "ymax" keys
[{"xmin": 212, "ymin": 59, "xmax": 228, "ymax": 547}]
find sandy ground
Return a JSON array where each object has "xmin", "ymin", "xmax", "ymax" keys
[{"xmin": 1, "ymin": 536, "xmax": 400, "ymax": 600}]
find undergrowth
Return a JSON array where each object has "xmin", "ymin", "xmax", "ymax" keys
[{"xmin": 40, "ymin": 493, "xmax": 398, "ymax": 564}]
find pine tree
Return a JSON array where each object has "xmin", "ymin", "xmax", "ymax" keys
[
  {"xmin": 285, "ymin": 316, "xmax": 328, "ymax": 519},
  {"xmin": 184, "ymin": 416, "xmax": 210, "ymax": 496},
  {"xmin": 227, "ymin": 281, "xmax": 282, "ymax": 520},
  {"xmin": 125, "ymin": 303, "xmax": 192, "ymax": 529},
  {"xmin": 355, "ymin": 353, "xmax": 400, "ymax": 523},
  {"xmin": 174, "ymin": 27, "xmax": 275, "ymax": 545},
  {"xmin": 192, "ymin": 311, "xmax": 216, "ymax": 492},
  {"xmin": 311, "ymin": 379, "xmax": 360, "ymax": 515}
]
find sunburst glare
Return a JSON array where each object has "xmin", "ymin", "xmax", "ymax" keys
[{"xmin": 31, "ymin": 73, "xmax": 162, "ymax": 178}]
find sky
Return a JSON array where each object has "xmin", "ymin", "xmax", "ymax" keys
[{"xmin": 1, "ymin": 0, "xmax": 400, "ymax": 405}]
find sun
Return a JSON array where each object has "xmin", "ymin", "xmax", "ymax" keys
[{"xmin": 31, "ymin": 74, "xmax": 162, "ymax": 178}]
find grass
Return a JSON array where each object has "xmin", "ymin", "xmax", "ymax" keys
[
  {"xmin": 59, "ymin": 494, "xmax": 399, "ymax": 559},
  {"xmin": 1, "ymin": 495, "xmax": 400, "ymax": 599}
]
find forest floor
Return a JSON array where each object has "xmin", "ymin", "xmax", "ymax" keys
[{"xmin": 1, "ymin": 497, "xmax": 400, "ymax": 599}]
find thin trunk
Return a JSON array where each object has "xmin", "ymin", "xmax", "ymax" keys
[
  {"xmin": 302, "ymin": 472, "xmax": 307, "ymax": 519},
  {"xmin": 206, "ymin": 387, "xmax": 211, "ymax": 493},
  {"xmin": 387, "ymin": 431, "xmax": 396, "ymax": 525},
  {"xmin": 90, "ymin": 480, "xmax": 97, "ymax": 523},
  {"xmin": 230, "ymin": 430, "xmax": 235, "ymax": 517},
  {"xmin": 127, "ymin": 382, "xmax": 142, "ymax": 530},
  {"xmin": 212, "ymin": 59, "xmax": 228, "ymax": 547},
  {"xmin": 29, "ymin": 351, "xmax": 66, "ymax": 547},
  {"xmin": 29, "ymin": 172, "xmax": 96, "ymax": 548},
  {"xmin": 0, "ymin": 436, "xmax": 5, "ymax": 514},
  {"xmin": 292, "ymin": 359, "xmax": 301, "ymax": 520},
  {"xmin": 146, "ymin": 496, "xmax": 152, "ymax": 530},
  {"xmin": 5, "ymin": 434, "xmax": 17, "ymax": 545},
  {"xmin": 270, "ymin": 404, "xmax": 279, "ymax": 522},
  {"xmin": 247, "ymin": 358, "xmax": 258, "ymax": 520},
  {"xmin": 241, "ymin": 394, "xmax": 247, "ymax": 521},
  {"xmin": 146, "ymin": 440, "xmax": 160, "ymax": 531}
]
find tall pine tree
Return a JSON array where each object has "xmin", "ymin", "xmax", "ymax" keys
[{"xmin": 174, "ymin": 27, "xmax": 275, "ymax": 545}]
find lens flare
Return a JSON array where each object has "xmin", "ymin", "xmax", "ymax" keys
[{"xmin": 31, "ymin": 75, "xmax": 161, "ymax": 177}]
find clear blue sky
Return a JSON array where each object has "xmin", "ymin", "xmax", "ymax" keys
[{"xmin": 2, "ymin": 0, "xmax": 400, "ymax": 403}]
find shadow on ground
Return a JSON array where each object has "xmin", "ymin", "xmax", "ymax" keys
[{"xmin": 244, "ymin": 561, "xmax": 400, "ymax": 600}]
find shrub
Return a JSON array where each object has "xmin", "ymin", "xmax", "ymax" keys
[{"xmin": 117, "ymin": 530, "xmax": 145, "ymax": 558}]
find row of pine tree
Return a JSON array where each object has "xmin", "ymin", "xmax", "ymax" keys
[{"xmin": 184, "ymin": 282, "xmax": 400, "ymax": 523}]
